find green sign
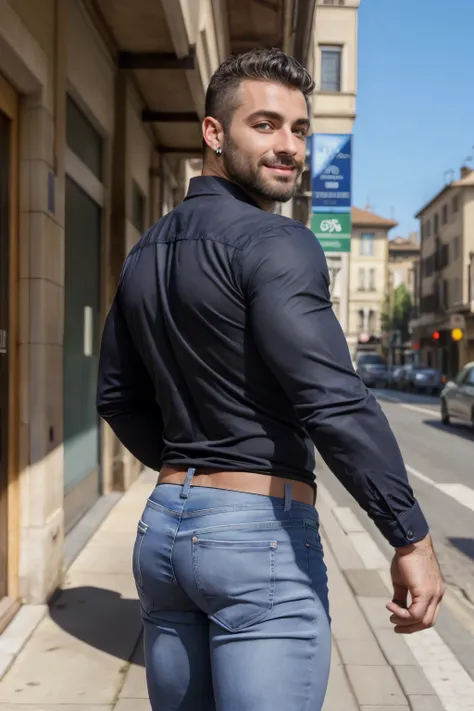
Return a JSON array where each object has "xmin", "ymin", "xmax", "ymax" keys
[{"xmin": 311, "ymin": 213, "xmax": 351, "ymax": 253}]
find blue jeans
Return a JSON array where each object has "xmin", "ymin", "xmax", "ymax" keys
[{"xmin": 133, "ymin": 469, "xmax": 331, "ymax": 710}]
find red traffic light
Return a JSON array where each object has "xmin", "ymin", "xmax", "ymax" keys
[{"xmin": 432, "ymin": 331, "xmax": 440, "ymax": 341}]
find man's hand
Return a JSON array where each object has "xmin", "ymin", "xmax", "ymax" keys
[{"xmin": 387, "ymin": 534, "xmax": 445, "ymax": 634}]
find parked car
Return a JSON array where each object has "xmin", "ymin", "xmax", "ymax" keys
[
  {"xmin": 388, "ymin": 365, "xmax": 407, "ymax": 389},
  {"xmin": 440, "ymin": 362, "xmax": 474, "ymax": 429},
  {"xmin": 397, "ymin": 365, "xmax": 415, "ymax": 391},
  {"xmin": 407, "ymin": 367, "xmax": 446, "ymax": 395},
  {"xmin": 355, "ymin": 353, "xmax": 389, "ymax": 388}
]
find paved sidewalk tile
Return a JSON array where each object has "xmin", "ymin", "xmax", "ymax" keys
[
  {"xmin": 324, "ymin": 546, "xmax": 377, "ymax": 642},
  {"xmin": 319, "ymin": 499, "xmax": 365, "ymax": 570},
  {"xmin": 372, "ymin": 629, "xmax": 418, "ymax": 666},
  {"xmin": 114, "ymin": 701, "xmax": 151, "ymax": 711},
  {"xmin": 323, "ymin": 664, "xmax": 359, "ymax": 711},
  {"xmin": 119, "ymin": 643, "xmax": 148, "ymax": 700},
  {"xmin": 408, "ymin": 696, "xmax": 446, "ymax": 711},
  {"xmin": 394, "ymin": 665, "xmax": 437, "ymax": 696},
  {"xmin": 0, "ymin": 706, "xmax": 111, "ymax": 710},
  {"xmin": 345, "ymin": 568, "xmax": 391, "ymax": 598},
  {"xmin": 337, "ymin": 638, "xmax": 387, "ymax": 666},
  {"xmin": 345, "ymin": 665, "xmax": 408, "ymax": 707}
]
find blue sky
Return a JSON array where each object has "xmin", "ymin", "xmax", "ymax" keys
[{"xmin": 353, "ymin": 0, "xmax": 474, "ymax": 238}]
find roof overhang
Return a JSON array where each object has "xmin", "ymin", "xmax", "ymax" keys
[{"xmin": 88, "ymin": 0, "xmax": 316, "ymax": 155}]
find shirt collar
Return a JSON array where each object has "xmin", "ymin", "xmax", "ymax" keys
[{"xmin": 184, "ymin": 176, "xmax": 260, "ymax": 209}]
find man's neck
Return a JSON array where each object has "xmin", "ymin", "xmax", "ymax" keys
[{"xmin": 201, "ymin": 163, "xmax": 275, "ymax": 212}]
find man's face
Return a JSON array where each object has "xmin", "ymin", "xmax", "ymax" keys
[{"xmin": 222, "ymin": 79, "xmax": 310, "ymax": 205}]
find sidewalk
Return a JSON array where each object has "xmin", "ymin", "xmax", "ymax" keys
[{"xmin": 0, "ymin": 469, "xmax": 471, "ymax": 710}]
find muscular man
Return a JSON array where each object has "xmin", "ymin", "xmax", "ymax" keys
[{"xmin": 97, "ymin": 48, "xmax": 444, "ymax": 711}]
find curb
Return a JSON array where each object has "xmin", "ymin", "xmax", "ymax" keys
[{"xmin": 318, "ymin": 479, "xmax": 474, "ymax": 711}]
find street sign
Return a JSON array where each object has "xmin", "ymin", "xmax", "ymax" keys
[
  {"xmin": 311, "ymin": 213, "xmax": 351, "ymax": 253},
  {"xmin": 311, "ymin": 134, "xmax": 352, "ymax": 211}
]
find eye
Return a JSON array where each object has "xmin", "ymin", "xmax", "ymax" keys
[
  {"xmin": 254, "ymin": 122, "xmax": 273, "ymax": 131},
  {"xmin": 293, "ymin": 128, "xmax": 308, "ymax": 138}
]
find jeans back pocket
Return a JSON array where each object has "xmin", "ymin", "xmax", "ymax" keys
[
  {"xmin": 192, "ymin": 536, "xmax": 277, "ymax": 632},
  {"xmin": 132, "ymin": 520, "xmax": 148, "ymax": 589}
]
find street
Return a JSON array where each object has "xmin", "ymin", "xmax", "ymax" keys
[{"xmin": 319, "ymin": 388, "xmax": 474, "ymax": 683}]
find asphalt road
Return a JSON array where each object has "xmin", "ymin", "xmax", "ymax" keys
[{"xmin": 317, "ymin": 387, "xmax": 474, "ymax": 681}]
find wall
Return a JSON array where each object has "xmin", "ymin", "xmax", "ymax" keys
[
  {"xmin": 4, "ymin": 0, "xmax": 64, "ymax": 602},
  {"xmin": 462, "ymin": 188, "xmax": 474, "ymax": 305},
  {"xmin": 419, "ymin": 189, "xmax": 463, "ymax": 309},
  {"xmin": 312, "ymin": 0, "xmax": 358, "ymax": 135}
]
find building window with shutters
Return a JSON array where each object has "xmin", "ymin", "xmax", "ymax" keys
[
  {"xmin": 357, "ymin": 267, "xmax": 365, "ymax": 291},
  {"xmin": 320, "ymin": 46, "xmax": 342, "ymax": 92}
]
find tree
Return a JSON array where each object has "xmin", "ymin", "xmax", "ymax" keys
[{"xmin": 382, "ymin": 283, "xmax": 413, "ymax": 343}]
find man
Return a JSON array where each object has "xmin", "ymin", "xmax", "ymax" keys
[{"xmin": 97, "ymin": 49, "xmax": 444, "ymax": 711}]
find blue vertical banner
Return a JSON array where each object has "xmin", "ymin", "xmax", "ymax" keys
[{"xmin": 311, "ymin": 134, "xmax": 352, "ymax": 212}]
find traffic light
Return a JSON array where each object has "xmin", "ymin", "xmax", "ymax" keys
[
  {"xmin": 432, "ymin": 331, "xmax": 440, "ymax": 341},
  {"xmin": 451, "ymin": 327, "xmax": 464, "ymax": 342}
]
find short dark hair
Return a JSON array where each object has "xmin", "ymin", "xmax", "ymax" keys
[{"xmin": 205, "ymin": 48, "xmax": 315, "ymax": 131}]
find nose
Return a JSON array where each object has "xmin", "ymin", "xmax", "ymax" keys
[{"xmin": 273, "ymin": 127, "xmax": 299, "ymax": 158}]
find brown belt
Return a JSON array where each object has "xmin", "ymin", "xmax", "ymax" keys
[{"xmin": 158, "ymin": 465, "xmax": 316, "ymax": 506}]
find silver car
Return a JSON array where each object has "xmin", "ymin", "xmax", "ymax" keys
[{"xmin": 440, "ymin": 362, "xmax": 474, "ymax": 429}]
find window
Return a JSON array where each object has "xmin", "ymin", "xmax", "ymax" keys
[
  {"xmin": 320, "ymin": 46, "xmax": 342, "ymax": 92},
  {"xmin": 360, "ymin": 232, "xmax": 375, "ymax": 256},
  {"xmin": 442, "ymin": 204, "xmax": 448, "ymax": 225},
  {"xmin": 357, "ymin": 268, "xmax": 365, "ymax": 291},
  {"xmin": 66, "ymin": 95, "xmax": 103, "ymax": 180},
  {"xmin": 442, "ymin": 279, "xmax": 449, "ymax": 309},
  {"xmin": 368, "ymin": 268, "xmax": 376, "ymax": 291},
  {"xmin": 131, "ymin": 180, "xmax": 146, "ymax": 232},
  {"xmin": 452, "ymin": 236, "xmax": 460, "ymax": 261},
  {"xmin": 357, "ymin": 309, "xmax": 364, "ymax": 331},
  {"xmin": 452, "ymin": 195, "xmax": 459, "ymax": 213},
  {"xmin": 453, "ymin": 277, "xmax": 462, "ymax": 304},
  {"xmin": 433, "ymin": 213, "xmax": 439, "ymax": 234}
]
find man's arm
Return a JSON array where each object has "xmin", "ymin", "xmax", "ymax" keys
[
  {"xmin": 241, "ymin": 223, "xmax": 428, "ymax": 548},
  {"xmin": 96, "ymin": 289, "xmax": 164, "ymax": 470}
]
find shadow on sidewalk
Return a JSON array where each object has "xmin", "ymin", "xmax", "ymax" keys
[
  {"xmin": 448, "ymin": 537, "xmax": 474, "ymax": 563},
  {"xmin": 422, "ymin": 419, "xmax": 474, "ymax": 442},
  {"xmin": 49, "ymin": 586, "xmax": 145, "ymax": 665}
]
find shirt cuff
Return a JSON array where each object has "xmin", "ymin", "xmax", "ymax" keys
[{"xmin": 375, "ymin": 500, "xmax": 430, "ymax": 548}]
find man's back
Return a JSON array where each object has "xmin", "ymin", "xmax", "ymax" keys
[{"xmin": 117, "ymin": 176, "xmax": 315, "ymax": 483}]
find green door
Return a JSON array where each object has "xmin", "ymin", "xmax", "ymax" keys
[{"xmin": 63, "ymin": 177, "xmax": 101, "ymax": 531}]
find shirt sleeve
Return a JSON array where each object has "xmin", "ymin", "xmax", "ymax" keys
[
  {"xmin": 96, "ymin": 287, "xmax": 164, "ymax": 471},
  {"xmin": 241, "ymin": 222, "xmax": 429, "ymax": 548}
]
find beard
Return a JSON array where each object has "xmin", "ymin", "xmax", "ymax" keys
[{"xmin": 222, "ymin": 134, "xmax": 303, "ymax": 204}]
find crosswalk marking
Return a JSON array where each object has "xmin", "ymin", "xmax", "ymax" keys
[{"xmin": 407, "ymin": 465, "xmax": 474, "ymax": 514}]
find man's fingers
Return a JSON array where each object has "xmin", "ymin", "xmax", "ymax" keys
[{"xmin": 395, "ymin": 621, "xmax": 429, "ymax": 635}]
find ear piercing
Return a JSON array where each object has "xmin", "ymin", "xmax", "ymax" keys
[{"xmin": 215, "ymin": 147, "xmax": 222, "ymax": 156}]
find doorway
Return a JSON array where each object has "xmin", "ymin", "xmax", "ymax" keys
[
  {"xmin": 63, "ymin": 176, "xmax": 102, "ymax": 532},
  {"xmin": 0, "ymin": 72, "xmax": 19, "ymax": 630}
]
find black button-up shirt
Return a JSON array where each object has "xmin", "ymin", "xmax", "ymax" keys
[{"xmin": 97, "ymin": 176, "xmax": 429, "ymax": 547}]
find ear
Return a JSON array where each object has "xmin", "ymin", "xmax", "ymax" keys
[{"xmin": 202, "ymin": 117, "xmax": 224, "ymax": 152}]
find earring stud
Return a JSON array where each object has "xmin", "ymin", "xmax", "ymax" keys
[{"xmin": 215, "ymin": 147, "xmax": 222, "ymax": 156}]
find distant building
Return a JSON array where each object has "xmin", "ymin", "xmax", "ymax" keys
[
  {"xmin": 410, "ymin": 167, "xmax": 474, "ymax": 375},
  {"xmin": 388, "ymin": 234, "xmax": 420, "ymax": 303},
  {"xmin": 347, "ymin": 207, "xmax": 398, "ymax": 354}
]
